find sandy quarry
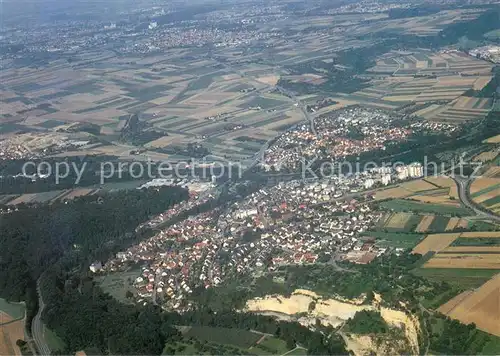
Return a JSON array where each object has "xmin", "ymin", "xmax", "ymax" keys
[
  {"xmin": 245, "ymin": 289, "xmax": 421, "ymax": 355},
  {"xmin": 380, "ymin": 307, "xmax": 420, "ymax": 354},
  {"xmin": 245, "ymin": 289, "xmax": 373, "ymax": 327}
]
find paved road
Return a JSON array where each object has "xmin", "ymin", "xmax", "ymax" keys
[
  {"xmin": 454, "ymin": 177, "xmax": 500, "ymax": 223},
  {"xmin": 275, "ymin": 86, "xmax": 315, "ymax": 133},
  {"xmin": 32, "ymin": 278, "xmax": 51, "ymax": 356}
]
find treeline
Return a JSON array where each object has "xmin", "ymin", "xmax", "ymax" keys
[
  {"xmin": 40, "ymin": 264, "xmax": 347, "ymax": 355},
  {"xmin": 464, "ymin": 66, "xmax": 500, "ymax": 98},
  {"xmin": 0, "ymin": 155, "xmax": 230, "ymax": 195},
  {"xmin": 165, "ymin": 310, "xmax": 347, "ymax": 355},
  {"xmin": 427, "ymin": 314, "xmax": 494, "ymax": 354},
  {"xmin": 41, "ymin": 270, "xmax": 178, "ymax": 355},
  {"xmin": 0, "ymin": 186, "xmax": 188, "ymax": 302}
]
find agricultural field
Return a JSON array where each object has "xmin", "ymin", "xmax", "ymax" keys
[
  {"xmin": 438, "ymin": 274, "xmax": 500, "ymax": 337},
  {"xmin": 379, "ymin": 199, "xmax": 471, "ymax": 216},
  {"xmin": 0, "ymin": 15, "xmax": 495, "ymax": 164},
  {"xmin": 473, "ymin": 149, "xmax": 499, "ymax": 163},
  {"xmin": 0, "ymin": 314, "xmax": 24, "ymax": 356},
  {"xmin": 414, "ymin": 268, "xmax": 500, "ymax": 289},
  {"xmin": 316, "ymin": 49, "xmax": 495, "ymax": 117},
  {"xmin": 0, "ymin": 46, "xmax": 303, "ymax": 163},
  {"xmin": 377, "ymin": 212, "xmax": 422, "ymax": 232},
  {"xmin": 415, "ymin": 231, "xmax": 500, "ymax": 270},
  {"xmin": 362, "ymin": 231, "xmax": 424, "ymax": 249},
  {"xmin": 0, "ymin": 300, "xmax": 26, "ymax": 356},
  {"xmin": 374, "ymin": 177, "xmax": 460, "ymax": 205},
  {"xmin": 424, "ymin": 253, "xmax": 500, "ymax": 269},
  {"xmin": 415, "ymin": 215, "xmax": 435, "ymax": 233},
  {"xmin": 412, "ymin": 233, "xmax": 462, "ymax": 255},
  {"xmin": 470, "ymin": 172, "xmax": 500, "ymax": 215}
]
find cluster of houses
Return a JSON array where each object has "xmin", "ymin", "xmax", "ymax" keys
[
  {"xmin": 135, "ymin": 189, "xmax": 218, "ymax": 231},
  {"xmin": 261, "ymin": 108, "xmax": 413, "ymax": 171},
  {"xmin": 99, "ymin": 167, "xmax": 430, "ymax": 311}
]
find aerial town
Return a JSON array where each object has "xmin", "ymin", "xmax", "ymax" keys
[
  {"xmin": 101, "ymin": 161, "xmax": 424, "ymax": 311},
  {"xmin": 261, "ymin": 107, "xmax": 455, "ymax": 172}
]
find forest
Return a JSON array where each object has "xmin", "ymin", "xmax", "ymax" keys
[{"xmin": 0, "ymin": 186, "xmax": 188, "ymax": 310}]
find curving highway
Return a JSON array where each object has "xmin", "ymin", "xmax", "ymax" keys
[
  {"xmin": 32, "ymin": 278, "xmax": 51, "ymax": 356},
  {"xmin": 454, "ymin": 176, "xmax": 500, "ymax": 223}
]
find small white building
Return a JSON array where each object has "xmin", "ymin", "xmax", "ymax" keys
[{"xmin": 89, "ymin": 261, "xmax": 102, "ymax": 273}]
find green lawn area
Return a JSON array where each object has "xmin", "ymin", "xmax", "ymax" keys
[
  {"xmin": 163, "ymin": 342, "xmax": 199, "ymax": 355},
  {"xmin": 0, "ymin": 298, "xmax": 25, "ymax": 320},
  {"xmin": 413, "ymin": 268, "xmax": 500, "ymax": 289},
  {"xmin": 380, "ymin": 199, "xmax": 471, "ymax": 216},
  {"xmin": 44, "ymin": 326, "xmax": 66, "ymax": 352},
  {"xmin": 251, "ymin": 336, "xmax": 290, "ymax": 355},
  {"xmin": 362, "ymin": 231, "xmax": 425, "ymax": 249},
  {"xmin": 184, "ymin": 326, "xmax": 262, "ymax": 349},
  {"xmin": 96, "ymin": 268, "xmax": 141, "ymax": 303}
]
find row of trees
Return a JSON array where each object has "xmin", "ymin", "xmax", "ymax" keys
[{"xmin": 0, "ymin": 185, "xmax": 188, "ymax": 331}]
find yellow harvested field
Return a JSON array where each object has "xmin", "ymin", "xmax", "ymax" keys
[
  {"xmin": 475, "ymin": 189, "xmax": 500, "ymax": 203},
  {"xmin": 409, "ymin": 195, "xmax": 459, "ymax": 206},
  {"xmin": 445, "ymin": 217, "xmax": 460, "ymax": 231},
  {"xmin": 459, "ymin": 232, "xmax": 500, "ymax": 238},
  {"xmin": 385, "ymin": 213, "xmax": 412, "ymax": 229},
  {"xmin": 412, "ymin": 233, "xmax": 461, "ymax": 255},
  {"xmin": 414, "ymin": 104, "xmax": 442, "ymax": 117},
  {"xmin": 449, "ymin": 184, "xmax": 459, "ymax": 199},
  {"xmin": 483, "ymin": 167, "xmax": 500, "ymax": 178},
  {"xmin": 255, "ymin": 75, "xmax": 280, "ymax": 85},
  {"xmin": 425, "ymin": 176, "xmax": 455, "ymax": 188},
  {"xmin": 473, "ymin": 76, "xmax": 493, "ymax": 90},
  {"xmin": 485, "ymin": 134, "xmax": 500, "ymax": 144},
  {"xmin": 374, "ymin": 187, "xmax": 412, "ymax": 200},
  {"xmin": 415, "ymin": 215, "xmax": 435, "ymax": 233},
  {"xmin": 401, "ymin": 179, "xmax": 437, "ymax": 192},
  {"xmin": 0, "ymin": 314, "xmax": 24, "ymax": 356},
  {"xmin": 470, "ymin": 178, "xmax": 500, "ymax": 194},
  {"xmin": 424, "ymin": 253, "xmax": 500, "ymax": 269},
  {"xmin": 441, "ymin": 274, "xmax": 500, "ymax": 336},
  {"xmin": 473, "ymin": 150, "xmax": 499, "ymax": 163},
  {"xmin": 62, "ymin": 188, "xmax": 94, "ymax": 200}
]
